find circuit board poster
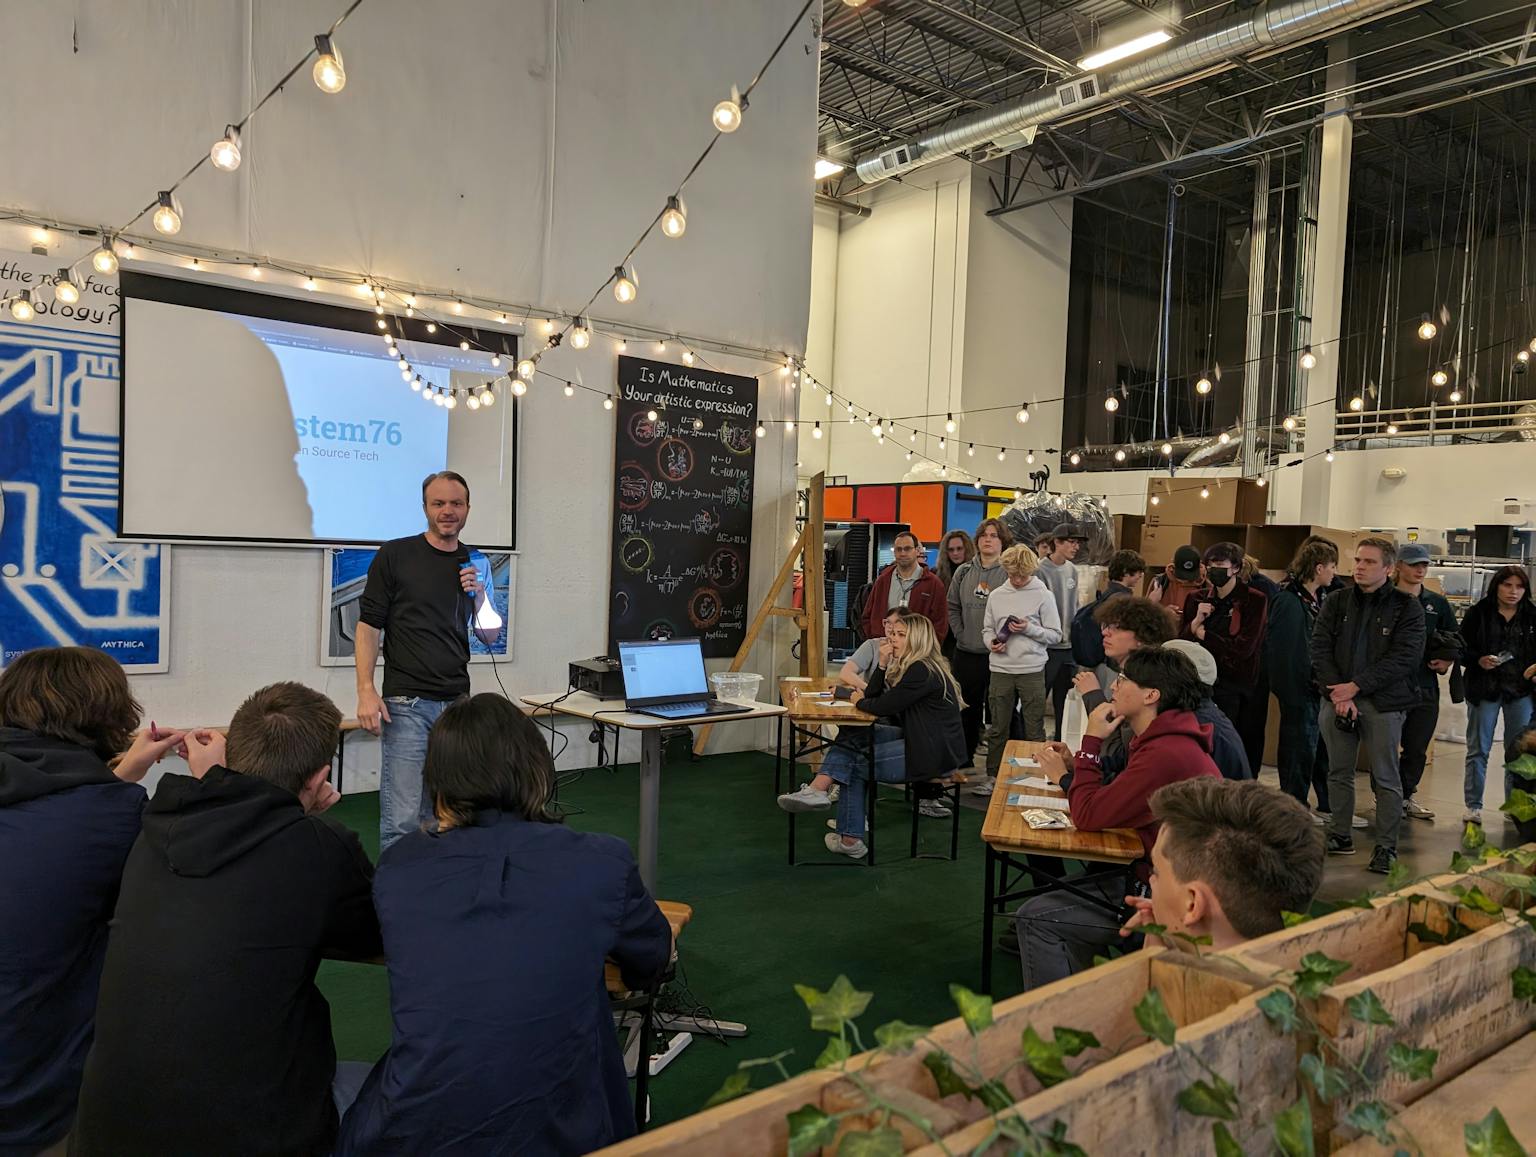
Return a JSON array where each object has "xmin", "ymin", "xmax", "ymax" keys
[{"xmin": 608, "ymin": 355, "xmax": 756, "ymax": 658}]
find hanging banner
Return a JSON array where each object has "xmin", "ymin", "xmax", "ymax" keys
[
  {"xmin": 608, "ymin": 355, "xmax": 756, "ymax": 658},
  {"xmin": 0, "ymin": 248, "xmax": 170, "ymax": 671}
]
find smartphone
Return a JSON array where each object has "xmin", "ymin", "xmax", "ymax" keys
[
  {"xmin": 833, "ymin": 685, "xmax": 856, "ymax": 702},
  {"xmin": 1494, "ymin": 651, "xmax": 1515, "ymax": 666}
]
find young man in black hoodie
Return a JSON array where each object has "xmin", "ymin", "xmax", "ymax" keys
[{"xmin": 71, "ymin": 683, "xmax": 382, "ymax": 1157}]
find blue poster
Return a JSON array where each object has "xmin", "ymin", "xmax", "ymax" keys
[{"xmin": 0, "ymin": 252, "xmax": 169, "ymax": 671}]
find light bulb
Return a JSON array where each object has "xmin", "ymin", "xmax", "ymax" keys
[
  {"xmin": 121, "ymin": 243, "xmax": 135, "ymax": 259},
  {"xmin": 1015, "ymin": 404, "xmax": 1030, "ymax": 424},
  {"xmin": 410, "ymin": 377, "xmax": 422, "ymax": 391},
  {"xmin": 564, "ymin": 384, "xmax": 575, "ymax": 397},
  {"xmin": 451, "ymin": 300, "xmax": 464, "ymax": 314},
  {"xmin": 376, "ymin": 318, "xmax": 387, "ymax": 330},
  {"xmin": 541, "ymin": 318, "xmax": 555, "ymax": 335},
  {"xmin": 938, "ymin": 437, "xmax": 946, "ymax": 450},
  {"xmin": 1160, "ymin": 442, "xmax": 1173, "ymax": 456},
  {"xmin": 945, "ymin": 413, "xmax": 956, "ymax": 434},
  {"xmin": 445, "ymin": 393, "xmax": 458, "ymax": 410},
  {"xmin": 1114, "ymin": 448, "xmax": 1126, "ymax": 462},
  {"xmin": 312, "ymin": 35, "xmax": 346, "ymax": 93},
  {"xmin": 466, "ymin": 394, "xmax": 481, "ymax": 410},
  {"xmin": 1218, "ymin": 431, "xmax": 1231, "ymax": 445},
  {"xmin": 374, "ymin": 302, "xmax": 384, "ymax": 315},
  {"xmin": 9, "ymin": 290, "xmax": 35, "ymax": 321},
  {"xmin": 189, "ymin": 259, "xmax": 202, "ymax": 271},
  {"xmin": 482, "ymin": 389, "xmax": 496, "ymax": 407},
  {"xmin": 997, "ymin": 449, "xmax": 1006, "ymax": 462},
  {"xmin": 512, "ymin": 380, "xmax": 528, "ymax": 397},
  {"xmin": 1013, "ymin": 489, "xmax": 1023, "ymax": 501},
  {"xmin": 459, "ymin": 340, "xmax": 470, "ymax": 351},
  {"xmin": 1200, "ymin": 487, "xmax": 1210, "ymax": 499},
  {"xmin": 425, "ymin": 323, "xmax": 436, "ymax": 334},
  {"xmin": 248, "ymin": 265, "xmax": 262, "ymax": 278},
  {"xmin": 872, "ymin": 420, "xmax": 884, "ymax": 437},
  {"xmin": 53, "ymin": 269, "xmax": 79, "ymax": 304},
  {"xmin": 1349, "ymin": 396, "xmax": 1363, "ymax": 411},
  {"xmin": 646, "ymin": 408, "xmax": 658, "ymax": 421},
  {"xmin": 617, "ymin": 340, "xmax": 628, "ymax": 352},
  {"xmin": 1069, "ymin": 452, "xmax": 1081, "ymax": 466},
  {"xmin": 570, "ymin": 320, "xmax": 590, "ymax": 349},
  {"xmin": 683, "ymin": 350, "xmax": 695, "ymax": 366},
  {"xmin": 825, "ymin": 392, "xmax": 833, "ymax": 407},
  {"xmin": 1104, "ymin": 395, "xmax": 1119, "ymax": 412},
  {"xmin": 1431, "ymin": 369, "xmax": 1448, "ymax": 387},
  {"xmin": 966, "ymin": 442, "xmax": 974, "ymax": 456},
  {"xmin": 517, "ymin": 358, "xmax": 536, "ymax": 380},
  {"xmin": 304, "ymin": 276, "xmax": 317, "ymax": 291},
  {"xmin": 210, "ymin": 125, "xmax": 242, "ymax": 171},
  {"xmin": 785, "ymin": 419, "xmax": 795, "ymax": 432},
  {"xmin": 498, "ymin": 313, "xmax": 507, "ymax": 324},
  {"xmin": 1150, "ymin": 495, "xmax": 1161, "ymax": 506},
  {"xmin": 92, "ymin": 245, "xmax": 118, "ymax": 275},
  {"xmin": 613, "ymin": 265, "xmax": 637, "ymax": 304},
  {"xmin": 1256, "ymin": 477, "xmax": 1267, "ymax": 488},
  {"xmin": 401, "ymin": 370, "xmax": 412, "ymax": 382},
  {"xmin": 939, "ymin": 466, "xmax": 947, "ymax": 477},
  {"xmin": 1386, "ymin": 423, "xmax": 1399, "ymax": 435},
  {"xmin": 908, "ymin": 429, "xmax": 916, "ymax": 443},
  {"xmin": 1283, "ymin": 415, "xmax": 1298, "ymax": 431},
  {"xmin": 755, "ymin": 423, "xmax": 766, "ymax": 438},
  {"xmin": 661, "ymin": 196, "xmax": 687, "ymax": 238},
  {"xmin": 152, "ymin": 191, "xmax": 182, "ymax": 235},
  {"xmin": 432, "ymin": 392, "xmax": 444, "ymax": 407},
  {"xmin": 1530, "ymin": 339, "xmax": 1536, "ymax": 353},
  {"xmin": 603, "ymin": 396, "xmax": 614, "ymax": 410},
  {"xmin": 813, "ymin": 422, "xmax": 822, "ymax": 439},
  {"xmin": 1449, "ymin": 388, "xmax": 1463, "ymax": 402},
  {"xmin": 1026, "ymin": 452, "xmax": 1035, "ymax": 465},
  {"xmin": 974, "ymin": 479, "xmax": 983, "ymax": 491},
  {"xmin": 491, "ymin": 354, "xmax": 501, "ymax": 367},
  {"xmin": 1519, "ymin": 350, "xmax": 1531, "ymax": 365},
  {"xmin": 1417, "ymin": 317, "xmax": 1437, "ymax": 341},
  {"xmin": 1325, "ymin": 449, "xmax": 1335, "ymax": 463},
  {"xmin": 656, "ymin": 341, "xmax": 666, "ymax": 352},
  {"xmin": 1300, "ymin": 347, "xmax": 1317, "ymax": 370},
  {"xmin": 713, "ymin": 96, "xmax": 742, "ymax": 133}
]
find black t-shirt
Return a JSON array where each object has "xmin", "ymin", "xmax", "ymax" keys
[{"xmin": 359, "ymin": 535, "xmax": 472, "ymax": 700}]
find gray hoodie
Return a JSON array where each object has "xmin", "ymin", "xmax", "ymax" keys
[
  {"xmin": 982, "ymin": 577, "xmax": 1063, "ymax": 673},
  {"xmin": 947, "ymin": 557, "xmax": 1009, "ymax": 654},
  {"xmin": 1035, "ymin": 556, "xmax": 1078, "ymax": 652}
]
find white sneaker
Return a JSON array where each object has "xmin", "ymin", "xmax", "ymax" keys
[
  {"xmin": 968, "ymin": 778, "xmax": 995, "ymax": 797},
  {"xmin": 827, "ymin": 784, "xmax": 840, "ymax": 803},
  {"xmin": 1403, "ymin": 797, "xmax": 1435, "ymax": 820},
  {"xmin": 778, "ymin": 784, "xmax": 831, "ymax": 812},
  {"xmin": 824, "ymin": 832, "xmax": 868, "ymax": 859},
  {"xmin": 1311, "ymin": 811, "xmax": 1329, "ymax": 827},
  {"xmin": 1351, "ymin": 815, "xmax": 1369, "ymax": 830},
  {"xmin": 1463, "ymin": 808, "xmax": 1483, "ymax": 825},
  {"xmin": 918, "ymin": 799, "xmax": 952, "ymax": 819}
]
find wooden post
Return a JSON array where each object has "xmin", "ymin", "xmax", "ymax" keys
[{"xmin": 693, "ymin": 473, "xmax": 825, "ymax": 755}]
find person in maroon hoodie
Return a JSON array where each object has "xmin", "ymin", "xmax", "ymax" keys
[
  {"xmin": 859, "ymin": 531, "xmax": 950, "ymax": 643},
  {"xmin": 1017, "ymin": 647, "xmax": 1221, "ymax": 989},
  {"xmin": 1179, "ymin": 541, "xmax": 1269, "ymax": 773}
]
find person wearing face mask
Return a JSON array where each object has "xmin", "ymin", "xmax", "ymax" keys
[
  {"xmin": 1179, "ymin": 542, "xmax": 1270, "ymax": 773},
  {"xmin": 946, "ymin": 519, "xmax": 1013, "ymax": 779}
]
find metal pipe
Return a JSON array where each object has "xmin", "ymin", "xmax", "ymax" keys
[{"xmin": 815, "ymin": 193, "xmax": 871, "ymax": 217}]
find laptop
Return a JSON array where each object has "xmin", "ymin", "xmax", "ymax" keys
[{"xmin": 618, "ymin": 637, "xmax": 754, "ymax": 720}]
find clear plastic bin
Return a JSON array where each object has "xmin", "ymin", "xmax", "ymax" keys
[{"xmin": 710, "ymin": 672, "xmax": 764, "ymax": 704}]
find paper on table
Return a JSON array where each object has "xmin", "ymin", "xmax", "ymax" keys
[
  {"xmin": 1007, "ymin": 755, "xmax": 1041, "ymax": 768},
  {"xmin": 1005, "ymin": 775, "xmax": 1056, "ymax": 791},
  {"xmin": 1008, "ymin": 793, "xmax": 1069, "ymax": 811}
]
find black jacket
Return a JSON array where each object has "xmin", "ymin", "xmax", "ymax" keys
[
  {"xmin": 1460, "ymin": 596, "xmax": 1536, "ymax": 704},
  {"xmin": 71, "ymin": 767, "xmax": 382, "ymax": 1157},
  {"xmin": 1310, "ymin": 582, "xmax": 1426, "ymax": 713},
  {"xmin": 1265, "ymin": 579, "xmax": 1325, "ymax": 705},
  {"xmin": 0, "ymin": 729, "xmax": 144, "ymax": 1156},
  {"xmin": 859, "ymin": 662, "xmax": 967, "ymax": 782}
]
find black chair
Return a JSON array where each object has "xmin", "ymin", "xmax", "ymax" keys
[{"xmin": 888, "ymin": 774, "xmax": 966, "ymax": 861}]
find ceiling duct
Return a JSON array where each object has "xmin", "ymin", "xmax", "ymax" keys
[{"xmin": 853, "ymin": 0, "xmax": 1411, "ymax": 184}]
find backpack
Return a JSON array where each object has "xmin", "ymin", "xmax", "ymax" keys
[
  {"xmin": 849, "ymin": 581, "xmax": 875, "ymax": 643},
  {"xmin": 1071, "ymin": 590, "xmax": 1117, "ymax": 668}
]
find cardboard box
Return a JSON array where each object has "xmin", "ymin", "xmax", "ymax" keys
[
  {"xmin": 1140, "ymin": 522, "xmax": 1194, "ymax": 567},
  {"xmin": 1110, "ymin": 513, "xmax": 1144, "ymax": 553},
  {"xmin": 1244, "ymin": 524, "xmax": 1364, "ymax": 571},
  {"xmin": 1146, "ymin": 477, "xmax": 1267, "ymax": 524}
]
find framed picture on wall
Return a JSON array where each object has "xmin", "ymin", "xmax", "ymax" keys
[{"xmin": 318, "ymin": 547, "xmax": 515, "ymax": 667}]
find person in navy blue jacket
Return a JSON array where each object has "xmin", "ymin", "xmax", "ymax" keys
[
  {"xmin": 0, "ymin": 647, "xmax": 184, "ymax": 1155},
  {"xmin": 339, "ymin": 694, "xmax": 673, "ymax": 1157}
]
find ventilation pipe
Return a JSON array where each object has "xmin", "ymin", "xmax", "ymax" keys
[{"xmin": 854, "ymin": 0, "xmax": 1411, "ymax": 184}]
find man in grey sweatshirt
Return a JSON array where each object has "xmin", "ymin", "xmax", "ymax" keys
[{"xmin": 1035, "ymin": 523, "xmax": 1088, "ymax": 740}]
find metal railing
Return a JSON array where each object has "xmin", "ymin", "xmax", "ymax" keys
[{"xmin": 1333, "ymin": 397, "xmax": 1536, "ymax": 444}]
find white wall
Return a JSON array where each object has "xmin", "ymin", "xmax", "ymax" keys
[
  {"xmin": 1319, "ymin": 443, "xmax": 1536, "ymax": 533},
  {"xmin": 1, "ymin": 0, "xmax": 818, "ymax": 788}
]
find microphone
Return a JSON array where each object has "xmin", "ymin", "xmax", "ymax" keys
[{"xmin": 456, "ymin": 546, "xmax": 476, "ymax": 617}]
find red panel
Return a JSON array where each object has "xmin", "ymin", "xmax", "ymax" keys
[
  {"xmin": 855, "ymin": 485, "xmax": 899, "ymax": 523},
  {"xmin": 899, "ymin": 484, "xmax": 944, "ymax": 544},
  {"xmin": 824, "ymin": 487, "xmax": 854, "ymax": 521}
]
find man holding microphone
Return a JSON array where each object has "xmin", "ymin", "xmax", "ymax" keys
[{"xmin": 356, "ymin": 471, "xmax": 503, "ymax": 851}]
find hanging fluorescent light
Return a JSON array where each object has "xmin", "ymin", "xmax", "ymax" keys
[
  {"xmin": 814, "ymin": 158, "xmax": 846, "ymax": 181},
  {"xmin": 1079, "ymin": 28, "xmax": 1172, "ymax": 72}
]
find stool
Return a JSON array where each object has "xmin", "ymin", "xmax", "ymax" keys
[
  {"xmin": 890, "ymin": 773, "xmax": 966, "ymax": 861},
  {"xmin": 608, "ymin": 900, "xmax": 692, "ymax": 1132}
]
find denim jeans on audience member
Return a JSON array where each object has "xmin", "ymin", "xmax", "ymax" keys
[
  {"xmin": 1465, "ymin": 696, "xmax": 1536, "ymax": 810},
  {"xmin": 1276, "ymin": 696, "xmax": 1324, "ymax": 809},
  {"xmin": 380, "ymin": 696, "xmax": 452, "ymax": 852},
  {"xmin": 1015, "ymin": 876, "xmax": 1137, "ymax": 990},
  {"xmin": 820, "ymin": 724, "xmax": 906, "ymax": 839}
]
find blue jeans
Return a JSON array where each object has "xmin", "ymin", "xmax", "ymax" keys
[
  {"xmin": 822, "ymin": 724, "xmax": 905, "ymax": 838},
  {"xmin": 380, "ymin": 695, "xmax": 451, "ymax": 852},
  {"xmin": 1465, "ymin": 697, "xmax": 1535, "ymax": 809}
]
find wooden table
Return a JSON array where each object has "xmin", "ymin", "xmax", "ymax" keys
[
  {"xmin": 775, "ymin": 677, "xmax": 883, "ymax": 866},
  {"xmin": 520, "ymin": 690, "xmax": 785, "ymax": 892},
  {"xmin": 980, "ymin": 739, "xmax": 1143, "ymax": 992}
]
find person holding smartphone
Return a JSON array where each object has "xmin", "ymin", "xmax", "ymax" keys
[{"xmin": 1458, "ymin": 565, "xmax": 1536, "ymax": 825}]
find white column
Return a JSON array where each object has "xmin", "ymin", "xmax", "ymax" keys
[{"xmin": 1300, "ymin": 37, "xmax": 1355, "ymax": 525}]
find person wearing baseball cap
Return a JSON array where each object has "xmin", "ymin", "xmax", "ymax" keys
[
  {"xmin": 1035, "ymin": 523, "xmax": 1089, "ymax": 741},
  {"xmin": 1149, "ymin": 546, "xmax": 1210, "ymax": 627},
  {"xmin": 1163, "ymin": 640, "xmax": 1253, "ymax": 782},
  {"xmin": 1394, "ymin": 542, "xmax": 1460, "ymax": 821}
]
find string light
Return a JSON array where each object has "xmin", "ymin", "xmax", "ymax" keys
[
  {"xmin": 613, "ymin": 265, "xmax": 638, "ymax": 304},
  {"xmin": 945, "ymin": 413, "xmax": 956, "ymax": 434},
  {"xmin": 1150, "ymin": 495, "xmax": 1161, "ymax": 506},
  {"xmin": 661, "ymin": 196, "xmax": 688, "ymax": 238},
  {"xmin": 541, "ymin": 319, "xmax": 555, "ymax": 336},
  {"xmin": 1114, "ymin": 448, "xmax": 1126, "ymax": 461},
  {"xmin": 785, "ymin": 419, "xmax": 795, "ymax": 432},
  {"xmin": 445, "ymin": 393, "xmax": 458, "ymax": 410},
  {"xmin": 825, "ymin": 392, "xmax": 833, "ymax": 407},
  {"xmin": 152, "ymin": 191, "xmax": 182, "ymax": 235},
  {"xmin": 1449, "ymin": 388, "xmax": 1463, "ymax": 403},
  {"xmin": 938, "ymin": 437, "xmax": 946, "ymax": 450},
  {"xmin": 682, "ymin": 350, "xmax": 695, "ymax": 366},
  {"xmin": 1015, "ymin": 403, "xmax": 1030, "ymax": 424},
  {"xmin": 1299, "ymin": 347, "xmax": 1317, "ymax": 370},
  {"xmin": 1218, "ymin": 431, "xmax": 1231, "ymax": 445},
  {"xmin": 410, "ymin": 376, "xmax": 422, "ymax": 391},
  {"xmin": 1160, "ymin": 442, "xmax": 1173, "ymax": 456},
  {"xmin": 1256, "ymin": 477, "xmax": 1267, "ymax": 487},
  {"xmin": 312, "ymin": 34, "xmax": 346, "ymax": 93},
  {"xmin": 1068, "ymin": 452, "xmax": 1081, "ymax": 466},
  {"xmin": 466, "ymin": 394, "xmax": 480, "ymax": 410},
  {"xmin": 1025, "ymin": 451, "xmax": 1035, "ymax": 465},
  {"xmin": 1431, "ymin": 369, "xmax": 1448, "ymax": 387},
  {"xmin": 1519, "ymin": 350, "xmax": 1531, "ymax": 365},
  {"xmin": 813, "ymin": 421, "xmax": 823, "ymax": 439},
  {"xmin": 713, "ymin": 86, "xmax": 744, "ymax": 132},
  {"xmin": 9, "ymin": 290, "xmax": 35, "ymax": 321},
  {"xmin": 570, "ymin": 319, "xmax": 591, "ymax": 349},
  {"xmin": 459, "ymin": 340, "xmax": 470, "ymax": 351},
  {"xmin": 1195, "ymin": 376, "xmax": 1212, "ymax": 395},
  {"xmin": 92, "ymin": 244, "xmax": 118, "ymax": 275},
  {"xmin": 481, "ymin": 387, "xmax": 496, "ymax": 408},
  {"xmin": 426, "ymin": 323, "xmax": 437, "ymax": 333},
  {"xmin": 1416, "ymin": 315, "xmax": 1437, "ymax": 341},
  {"xmin": 53, "ymin": 269, "xmax": 79, "ymax": 304},
  {"xmin": 563, "ymin": 384, "xmax": 575, "ymax": 397},
  {"xmin": 490, "ymin": 354, "xmax": 501, "ymax": 368},
  {"xmin": 656, "ymin": 340, "xmax": 666, "ymax": 352},
  {"xmin": 603, "ymin": 396, "xmax": 614, "ymax": 410},
  {"xmin": 210, "ymin": 125, "xmax": 242, "ymax": 171},
  {"xmin": 617, "ymin": 339, "xmax": 628, "ymax": 352},
  {"xmin": 1200, "ymin": 486, "xmax": 1210, "ymax": 499},
  {"xmin": 1325, "ymin": 449, "xmax": 1335, "ymax": 462},
  {"xmin": 966, "ymin": 442, "xmax": 974, "ymax": 456},
  {"xmin": 1103, "ymin": 394, "xmax": 1119, "ymax": 412},
  {"xmin": 517, "ymin": 358, "xmax": 536, "ymax": 380},
  {"xmin": 908, "ymin": 429, "xmax": 916, "ymax": 442},
  {"xmin": 997, "ymin": 448, "xmax": 1006, "ymax": 462},
  {"xmin": 304, "ymin": 276, "xmax": 317, "ymax": 291},
  {"xmin": 1348, "ymin": 396, "xmax": 1364, "ymax": 411},
  {"xmin": 755, "ymin": 422, "xmax": 766, "ymax": 438},
  {"xmin": 1282, "ymin": 415, "xmax": 1298, "ymax": 431},
  {"xmin": 512, "ymin": 380, "xmax": 529, "ymax": 397},
  {"xmin": 1386, "ymin": 423, "xmax": 1399, "ymax": 435}
]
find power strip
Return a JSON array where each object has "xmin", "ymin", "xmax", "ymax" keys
[{"xmin": 649, "ymin": 1031, "xmax": 692, "ymax": 1077}]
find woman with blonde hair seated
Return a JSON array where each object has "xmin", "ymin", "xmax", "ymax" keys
[{"xmin": 777, "ymin": 610, "xmax": 967, "ymax": 858}]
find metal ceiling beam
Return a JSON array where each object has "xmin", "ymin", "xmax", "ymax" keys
[
  {"xmin": 908, "ymin": 0, "xmax": 1077, "ymax": 74},
  {"xmin": 822, "ymin": 37, "xmax": 992, "ymax": 108}
]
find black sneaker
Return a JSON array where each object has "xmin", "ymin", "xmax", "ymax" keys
[
  {"xmin": 1326, "ymin": 834, "xmax": 1356, "ymax": 855},
  {"xmin": 1367, "ymin": 846, "xmax": 1397, "ymax": 875}
]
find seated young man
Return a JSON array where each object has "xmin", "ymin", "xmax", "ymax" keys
[
  {"xmin": 1121, "ymin": 778, "xmax": 1324, "ymax": 949},
  {"xmin": 1019, "ymin": 648, "xmax": 1221, "ymax": 989},
  {"xmin": 71, "ymin": 683, "xmax": 382, "ymax": 1157},
  {"xmin": 1162, "ymin": 639, "xmax": 1253, "ymax": 781}
]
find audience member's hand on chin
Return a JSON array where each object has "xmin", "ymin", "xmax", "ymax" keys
[
  {"xmin": 1119, "ymin": 895, "xmax": 1156, "ymax": 938},
  {"xmin": 1084, "ymin": 701, "xmax": 1118, "ymax": 739},
  {"xmin": 299, "ymin": 773, "xmax": 341, "ymax": 816},
  {"xmin": 181, "ymin": 730, "xmax": 227, "ymax": 779},
  {"xmin": 114, "ymin": 727, "xmax": 187, "ymax": 784}
]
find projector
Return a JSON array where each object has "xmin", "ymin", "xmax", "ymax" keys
[{"xmin": 570, "ymin": 656, "xmax": 625, "ymax": 700}]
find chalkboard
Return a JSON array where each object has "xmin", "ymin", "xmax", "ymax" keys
[{"xmin": 608, "ymin": 355, "xmax": 756, "ymax": 658}]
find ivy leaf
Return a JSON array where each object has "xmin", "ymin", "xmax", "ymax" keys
[
  {"xmin": 948, "ymin": 983, "xmax": 994, "ymax": 1036},
  {"xmin": 795, "ymin": 976, "xmax": 873, "ymax": 1033},
  {"xmin": 1300, "ymin": 1053, "xmax": 1353, "ymax": 1103},
  {"xmin": 1512, "ymin": 966, "xmax": 1536, "ymax": 1004},
  {"xmin": 1134, "ymin": 988, "xmax": 1177, "ymax": 1046},
  {"xmin": 975, "ymin": 1079, "xmax": 1014, "ymax": 1114},
  {"xmin": 873, "ymin": 1019, "xmax": 928, "ymax": 1053},
  {"xmin": 1450, "ymin": 885, "xmax": 1505, "ymax": 916},
  {"xmin": 1465, "ymin": 819, "xmax": 1490, "ymax": 850},
  {"xmin": 1488, "ymin": 871, "xmax": 1536, "ymax": 896},
  {"xmin": 1464, "ymin": 1107, "xmax": 1527, "ymax": 1157},
  {"xmin": 1272, "ymin": 1097, "xmax": 1315, "ymax": 1157},
  {"xmin": 836, "ymin": 1126, "xmax": 905, "ymax": 1157},
  {"xmin": 1344, "ymin": 988, "xmax": 1396, "ymax": 1027},
  {"xmin": 1021, "ymin": 1025, "xmax": 1071, "ymax": 1088},
  {"xmin": 1344, "ymin": 1101, "xmax": 1394, "ymax": 1146},
  {"xmin": 1212, "ymin": 1122, "xmax": 1245, "ymax": 1157},
  {"xmin": 1500, "ymin": 790, "xmax": 1536, "ymax": 824},
  {"xmin": 814, "ymin": 1037, "xmax": 852, "ymax": 1070},
  {"xmin": 1258, "ymin": 989, "xmax": 1302, "ymax": 1034},
  {"xmin": 1507, "ymin": 847, "xmax": 1536, "ymax": 869},
  {"xmin": 787, "ymin": 1105, "xmax": 840, "ymax": 1157},
  {"xmin": 1293, "ymin": 951, "xmax": 1352, "ymax": 998},
  {"xmin": 1176, "ymin": 1077, "xmax": 1239, "ymax": 1121},
  {"xmin": 1137, "ymin": 922, "xmax": 1169, "ymax": 937},
  {"xmin": 704, "ymin": 1070, "xmax": 752, "ymax": 1108},
  {"xmin": 1052, "ymin": 1026, "xmax": 1101, "ymax": 1058},
  {"xmin": 737, "ymin": 1049, "xmax": 794, "ymax": 1070},
  {"xmin": 1091, "ymin": 954, "xmax": 1113, "ymax": 967},
  {"xmin": 1172, "ymin": 931, "xmax": 1215, "ymax": 948},
  {"xmin": 1408, "ymin": 921, "xmax": 1454, "ymax": 946},
  {"xmin": 1385, "ymin": 1042, "xmax": 1438, "ymax": 1082},
  {"xmin": 922, "ymin": 1050, "xmax": 978, "ymax": 1102},
  {"xmin": 1281, "ymin": 910, "xmax": 1311, "ymax": 928},
  {"xmin": 1450, "ymin": 849, "xmax": 1490, "ymax": 872},
  {"xmin": 1383, "ymin": 858, "xmax": 1414, "ymax": 891}
]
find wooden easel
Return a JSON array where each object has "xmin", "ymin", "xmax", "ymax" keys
[{"xmin": 692, "ymin": 472, "xmax": 826, "ymax": 754}]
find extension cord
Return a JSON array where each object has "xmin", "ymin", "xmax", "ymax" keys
[{"xmin": 648, "ymin": 1031, "xmax": 692, "ymax": 1077}]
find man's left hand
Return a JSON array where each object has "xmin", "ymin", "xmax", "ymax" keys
[
  {"xmin": 182, "ymin": 729, "xmax": 227, "ymax": 779},
  {"xmin": 1329, "ymin": 681, "xmax": 1360, "ymax": 705},
  {"xmin": 1084, "ymin": 701, "xmax": 1118, "ymax": 739},
  {"xmin": 1428, "ymin": 659, "xmax": 1452, "ymax": 674}
]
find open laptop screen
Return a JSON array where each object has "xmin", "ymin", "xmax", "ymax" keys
[{"xmin": 618, "ymin": 638, "xmax": 710, "ymax": 706}]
